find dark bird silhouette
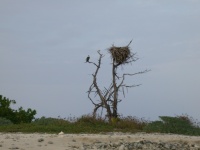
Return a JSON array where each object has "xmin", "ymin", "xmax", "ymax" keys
[{"xmin": 86, "ymin": 55, "xmax": 90, "ymax": 62}]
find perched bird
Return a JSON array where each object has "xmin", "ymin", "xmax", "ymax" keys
[{"xmin": 86, "ymin": 55, "xmax": 90, "ymax": 62}]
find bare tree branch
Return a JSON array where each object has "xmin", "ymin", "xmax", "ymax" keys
[
  {"xmin": 87, "ymin": 50, "xmax": 112, "ymax": 118},
  {"xmin": 117, "ymin": 69, "xmax": 150, "ymax": 90},
  {"xmin": 127, "ymin": 40, "xmax": 133, "ymax": 47},
  {"xmin": 86, "ymin": 42, "xmax": 150, "ymax": 121}
]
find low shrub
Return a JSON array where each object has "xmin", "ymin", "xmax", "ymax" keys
[
  {"xmin": 114, "ymin": 116, "xmax": 148, "ymax": 131},
  {"xmin": 0, "ymin": 117, "xmax": 13, "ymax": 126},
  {"xmin": 75, "ymin": 114, "xmax": 106, "ymax": 125},
  {"xmin": 144, "ymin": 115, "xmax": 200, "ymax": 135},
  {"xmin": 33, "ymin": 117, "xmax": 70, "ymax": 126}
]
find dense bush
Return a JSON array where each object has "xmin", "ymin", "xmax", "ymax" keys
[
  {"xmin": 144, "ymin": 116, "xmax": 200, "ymax": 135},
  {"xmin": 14, "ymin": 107, "xmax": 37, "ymax": 124},
  {"xmin": 116, "ymin": 116, "xmax": 148, "ymax": 130},
  {"xmin": 0, "ymin": 117, "xmax": 13, "ymax": 126},
  {"xmin": 33, "ymin": 117, "xmax": 69, "ymax": 126},
  {"xmin": 75, "ymin": 114, "xmax": 106, "ymax": 125},
  {"xmin": 0, "ymin": 95, "xmax": 37, "ymax": 124}
]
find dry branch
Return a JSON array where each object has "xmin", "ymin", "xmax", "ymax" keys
[
  {"xmin": 87, "ymin": 51, "xmax": 112, "ymax": 118},
  {"xmin": 86, "ymin": 41, "xmax": 149, "ymax": 121}
]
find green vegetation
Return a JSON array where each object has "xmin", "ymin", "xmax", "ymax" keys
[
  {"xmin": 0, "ymin": 95, "xmax": 200, "ymax": 135},
  {"xmin": 144, "ymin": 115, "xmax": 200, "ymax": 135},
  {"xmin": 0, "ymin": 95, "xmax": 36, "ymax": 124},
  {"xmin": 0, "ymin": 114, "xmax": 199, "ymax": 135},
  {"xmin": 0, "ymin": 115, "xmax": 146, "ymax": 133},
  {"xmin": 0, "ymin": 117, "xmax": 13, "ymax": 126}
]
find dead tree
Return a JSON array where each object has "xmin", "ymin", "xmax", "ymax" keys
[{"xmin": 87, "ymin": 42, "xmax": 149, "ymax": 122}]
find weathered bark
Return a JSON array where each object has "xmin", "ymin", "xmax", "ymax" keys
[{"xmin": 112, "ymin": 59, "xmax": 118, "ymax": 119}]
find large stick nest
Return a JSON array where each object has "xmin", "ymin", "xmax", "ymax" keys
[{"xmin": 108, "ymin": 41, "xmax": 133, "ymax": 65}]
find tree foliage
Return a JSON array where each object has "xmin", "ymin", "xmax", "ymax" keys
[{"xmin": 0, "ymin": 95, "xmax": 36, "ymax": 124}]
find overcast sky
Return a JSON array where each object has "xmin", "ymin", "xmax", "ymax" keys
[{"xmin": 0, "ymin": 1, "xmax": 200, "ymax": 121}]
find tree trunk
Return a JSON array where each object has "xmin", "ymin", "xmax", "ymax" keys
[{"xmin": 112, "ymin": 60, "xmax": 118, "ymax": 119}]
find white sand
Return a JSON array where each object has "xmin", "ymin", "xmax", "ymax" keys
[{"xmin": 0, "ymin": 132, "xmax": 200, "ymax": 150}]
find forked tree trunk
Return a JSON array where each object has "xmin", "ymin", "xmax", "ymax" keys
[{"xmin": 87, "ymin": 46, "xmax": 149, "ymax": 123}]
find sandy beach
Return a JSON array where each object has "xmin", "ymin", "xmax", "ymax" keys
[{"xmin": 0, "ymin": 132, "xmax": 200, "ymax": 150}]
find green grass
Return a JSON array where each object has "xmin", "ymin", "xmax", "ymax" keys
[
  {"xmin": 0, "ymin": 114, "xmax": 200, "ymax": 136},
  {"xmin": 0, "ymin": 115, "xmax": 146, "ymax": 133}
]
